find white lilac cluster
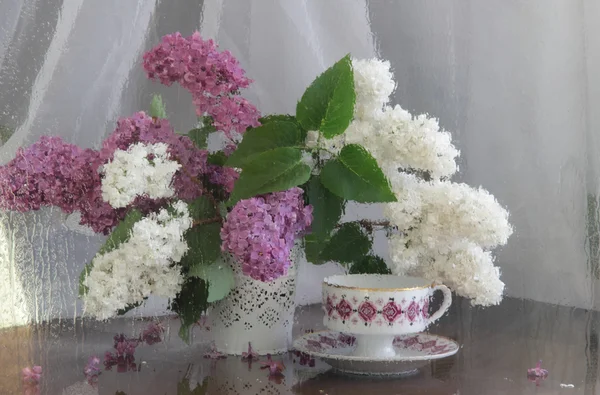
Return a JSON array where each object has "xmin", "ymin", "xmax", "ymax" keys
[
  {"xmin": 347, "ymin": 58, "xmax": 512, "ymax": 306},
  {"xmin": 414, "ymin": 243, "xmax": 505, "ymax": 306},
  {"xmin": 313, "ymin": 59, "xmax": 459, "ymax": 180},
  {"xmin": 384, "ymin": 175, "xmax": 512, "ymax": 305},
  {"xmin": 82, "ymin": 201, "xmax": 192, "ymax": 319},
  {"xmin": 352, "ymin": 58, "xmax": 396, "ymax": 120},
  {"xmin": 101, "ymin": 142, "xmax": 181, "ymax": 208}
]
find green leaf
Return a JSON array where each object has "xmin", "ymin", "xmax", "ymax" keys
[
  {"xmin": 188, "ymin": 118, "xmax": 216, "ymax": 149},
  {"xmin": 116, "ymin": 300, "xmax": 144, "ymax": 316},
  {"xmin": 98, "ymin": 210, "xmax": 143, "ymax": 255},
  {"xmin": 180, "ymin": 223, "xmax": 222, "ymax": 268},
  {"xmin": 305, "ymin": 175, "xmax": 345, "ymax": 239},
  {"xmin": 320, "ymin": 222, "xmax": 371, "ymax": 264},
  {"xmin": 258, "ymin": 114, "xmax": 296, "ymax": 124},
  {"xmin": 304, "ymin": 234, "xmax": 328, "ymax": 265},
  {"xmin": 150, "ymin": 94, "xmax": 167, "ymax": 119},
  {"xmin": 78, "ymin": 262, "xmax": 94, "ymax": 297},
  {"xmin": 177, "ymin": 378, "xmax": 208, "ymax": 395},
  {"xmin": 187, "ymin": 196, "xmax": 216, "ymax": 220},
  {"xmin": 207, "ymin": 151, "xmax": 228, "ymax": 166},
  {"xmin": 180, "ymin": 196, "xmax": 222, "ymax": 267},
  {"xmin": 79, "ymin": 210, "xmax": 143, "ymax": 296},
  {"xmin": 189, "ymin": 262, "xmax": 235, "ymax": 303},
  {"xmin": 227, "ymin": 148, "xmax": 311, "ymax": 206},
  {"xmin": 349, "ymin": 255, "xmax": 391, "ymax": 275},
  {"xmin": 226, "ymin": 120, "xmax": 307, "ymax": 168},
  {"xmin": 296, "ymin": 55, "xmax": 355, "ymax": 138},
  {"xmin": 320, "ymin": 144, "xmax": 396, "ymax": 203},
  {"xmin": 171, "ymin": 277, "xmax": 210, "ymax": 343}
]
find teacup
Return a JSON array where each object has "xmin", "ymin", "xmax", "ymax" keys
[{"xmin": 322, "ymin": 274, "xmax": 452, "ymax": 358}]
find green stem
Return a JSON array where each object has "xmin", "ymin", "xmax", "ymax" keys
[
  {"xmin": 337, "ymin": 220, "xmax": 392, "ymax": 233},
  {"xmin": 193, "ymin": 217, "xmax": 221, "ymax": 227}
]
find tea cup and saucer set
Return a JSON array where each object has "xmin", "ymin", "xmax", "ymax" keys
[{"xmin": 293, "ymin": 274, "xmax": 459, "ymax": 376}]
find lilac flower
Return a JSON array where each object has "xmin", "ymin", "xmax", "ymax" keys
[
  {"xmin": 204, "ymin": 343, "xmax": 226, "ymax": 360},
  {"xmin": 83, "ymin": 356, "xmax": 101, "ymax": 386},
  {"xmin": 527, "ymin": 360, "xmax": 548, "ymax": 386},
  {"xmin": 140, "ymin": 321, "xmax": 164, "ymax": 345},
  {"xmin": 78, "ymin": 112, "xmax": 233, "ymax": 234},
  {"xmin": 104, "ymin": 351, "xmax": 137, "ymax": 373},
  {"xmin": 104, "ymin": 334, "xmax": 140, "ymax": 372},
  {"xmin": 99, "ymin": 112, "xmax": 208, "ymax": 201},
  {"xmin": 113, "ymin": 334, "xmax": 139, "ymax": 356},
  {"xmin": 241, "ymin": 342, "xmax": 259, "ymax": 362},
  {"xmin": 0, "ymin": 136, "xmax": 98, "ymax": 213},
  {"xmin": 221, "ymin": 187, "xmax": 313, "ymax": 282},
  {"xmin": 207, "ymin": 164, "xmax": 239, "ymax": 194},
  {"xmin": 198, "ymin": 95, "xmax": 260, "ymax": 138},
  {"xmin": 260, "ymin": 354, "xmax": 285, "ymax": 377},
  {"xmin": 143, "ymin": 32, "xmax": 260, "ymax": 140},
  {"xmin": 21, "ymin": 366, "xmax": 42, "ymax": 385}
]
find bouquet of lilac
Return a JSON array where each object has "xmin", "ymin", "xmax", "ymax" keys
[{"xmin": 0, "ymin": 32, "xmax": 512, "ymax": 340}]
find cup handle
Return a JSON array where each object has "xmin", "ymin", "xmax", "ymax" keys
[{"xmin": 427, "ymin": 284, "xmax": 452, "ymax": 325}]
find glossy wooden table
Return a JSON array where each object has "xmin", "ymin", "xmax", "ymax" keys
[{"xmin": 0, "ymin": 297, "xmax": 596, "ymax": 394}]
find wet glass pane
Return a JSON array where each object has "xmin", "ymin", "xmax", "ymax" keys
[{"xmin": 0, "ymin": 0, "xmax": 597, "ymax": 394}]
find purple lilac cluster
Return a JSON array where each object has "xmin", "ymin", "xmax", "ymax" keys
[
  {"xmin": 0, "ymin": 112, "xmax": 236, "ymax": 235},
  {"xmin": 221, "ymin": 187, "xmax": 313, "ymax": 282},
  {"xmin": 102, "ymin": 322, "xmax": 164, "ymax": 374},
  {"xmin": 207, "ymin": 164, "xmax": 239, "ymax": 194},
  {"xmin": 22, "ymin": 365, "xmax": 42, "ymax": 395},
  {"xmin": 140, "ymin": 321, "xmax": 164, "ymax": 345},
  {"xmin": 0, "ymin": 136, "xmax": 98, "ymax": 213},
  {"xmin": 104, "ymin": 334, "xmax": 139, "ymax": 373},
  {"xmin": 143, "ymin": 32, "xmax": 260, "ymax": 139}
]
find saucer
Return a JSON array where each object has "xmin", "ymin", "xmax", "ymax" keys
[{"xmin": 293, "ymin": 331, "xmax": 459, "ymax": 376}]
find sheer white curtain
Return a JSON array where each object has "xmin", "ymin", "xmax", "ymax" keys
[
  {"xmin": 365, "ymin": 0, "xmax": 600, "ymax": 309},
  {"xmin": 1, "ymin": 0, "xmax": 600, "ymax": 327}
]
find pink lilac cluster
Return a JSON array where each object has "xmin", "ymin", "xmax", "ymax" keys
[
  {"xmin": 260, "ymin": 354, "xmax": 285, "ymax": 377},
  {"xmin": 527, "ymin": 360, "xmax": 549, "ymax": 386},
  {"xmin": 221, "ymin": 187, "xmax": 313, "ymax": 282},
  {"xmin": 204, "ymin": 342, "xmax": 226, "ymax": 360},
  {"xmin": 104, "ymin": 334, "xmax": 140, "ymax": 372},
  {"xmin": 0, "ymin": 136, "xmax": 98, "ymax": 213},
  {"xmin": 207, "ymin": 164, "xmax": 239, "ymax": 194},
  {"xmin": 140, "ymin": 321, "xmax": 164, "ymax": 345},
  {"xmin": 21, "ymin": 366, "xmax": 42, "ymax": 385},
  {"xmin": 241, "ymin": 342, "xmax": 259, "ymax": 362},
  {"xmin": 102, "ymin": 322, "xmax": 164, "ymax": 374},
  {"xmin": 143, "ymin": 32, "xmax": 260, "ymax": 139},
  {"xmin": 83, "ymin": 356, "xmax": 101, "ymax": 386},
  {"xmin": 22, "ymin": 365, "xmax": 42, "ymax": 395}
]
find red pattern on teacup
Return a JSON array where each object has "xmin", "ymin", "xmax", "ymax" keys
[
  {"xmin": 296, "ymin": 332, "xmax": 457, "ymax": 357},
  {"xmin": 357, "ymin": 301, "xmax": 377, "ymax": 323},
  {"xmin": 324, "ymin": 292, "xmax": 433, "ymax": 327},
  {"xmin": 336, "ymin": 299, "xmax": 353, "ymax": 321}
]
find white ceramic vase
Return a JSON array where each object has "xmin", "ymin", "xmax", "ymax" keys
[{"xmin": 209, "ymin": 249, "xmax": 299, "ymax": 355}]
